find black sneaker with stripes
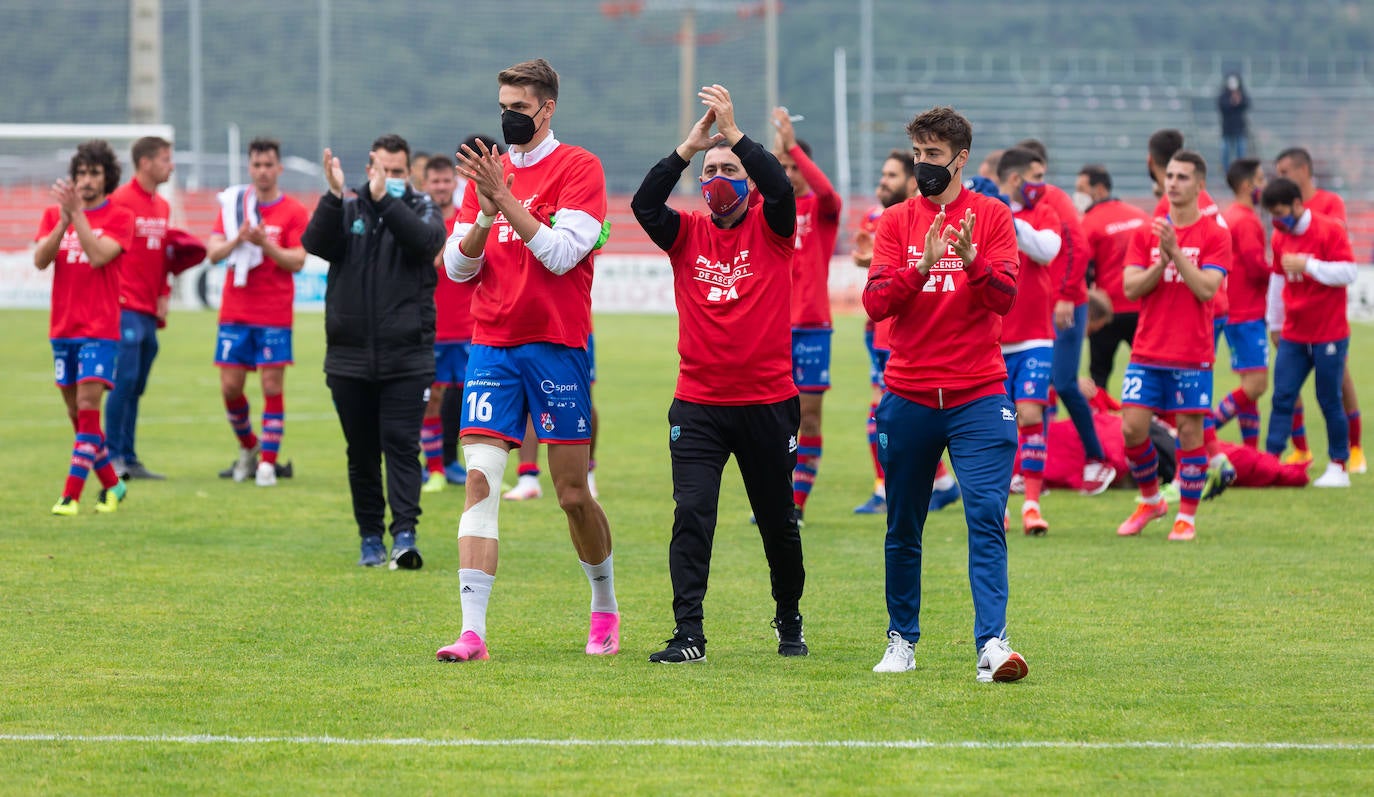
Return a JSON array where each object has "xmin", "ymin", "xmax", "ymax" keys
[
  {"xmin": 648, "ymin": 633, "xmax": 706, "ymax": 664},
  {"xmin": 772, "ymin": 613, "xmax": 808, "ymax": 657}
]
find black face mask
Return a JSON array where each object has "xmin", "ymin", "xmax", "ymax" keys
[
  {"xmin": 501, "ymin": 105, "xmax": 545, "ymax": 146},
  {"xmin": 916, "ymin": 153, "xmax": 959, "ymax": 197}
]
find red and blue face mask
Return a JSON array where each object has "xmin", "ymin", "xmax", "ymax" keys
[
  {"xmin": 701, "ymin": 175, "xmax": 750, "ymax": 217},
  {"xmin": 1020, "ymin": 180, "xmax": 1048, "ymax": 209}
]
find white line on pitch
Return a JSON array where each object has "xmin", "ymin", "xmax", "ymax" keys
[{"xmin": 1, "ymin": 734, "xmax": 1371, "ymax": 751}]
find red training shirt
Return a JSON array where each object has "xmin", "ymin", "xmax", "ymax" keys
[
  {"xmin": 1155, "ymin": 189, "xmax": 1227, "ymax": 319},
  {"xmin": 1220, "ymin": 202, "xmax": 1269, "ymax": 324},
  {"xmin": 1272, "ymin": 211, "xmax": 1355, "ymax": 344},
  {"xmin": 1001, "ymin": 201, "xmax": 1060, "ymax": 345},
  {"xmin": 109, "ymin": 180, "xmax": 169, "ymax": 317},
  {"xmin": 1125, "ymin": 214, "xmax": 1232, "ymax": 370},
  {"xmin": 786, "ymin": 144, "xmax": 841, "ymax": 329},
  {"xmin": 1082, "ymin": 198, "xmax": 1149, "ymax": 314},
  {"xmin": 435, "ymin": 210, "xmax": 476, "ymax": 343},
  {"xmin": 1042, "ymin": 184, "xmax": 1089, "ymax": 305},
  {"xmin": 213, "ymin": 194, "xmax": 309, "ymax": 328},
  {"xmin": 865, "ymin": 188, "xmax": 1020, "ymax": 408},
  {"xmin": 1305, "ymin": 189, "xmax": 1347, "ymax": 227},
  {"xmin": 665, "ymin": 205, "xmax": 797, "ymax": 406},
  {"xmin": 36, "ymin": 201, "xmax": 134, "ymax": 341},
  {"xmin": 461, "ymin": 144, "xmax": 606, "ymax": 349}
]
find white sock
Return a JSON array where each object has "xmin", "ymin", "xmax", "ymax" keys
[
  {"xmin": 874, "ymin": 482, "xmax": 887, "ymax": 500},
  {"xmin": 581, "ymin": 553, "xmax": 618, "ymax": 613},
  {"xmin": 1175, "ymin": 512, "xmax": 1195, "ymax": 525},
  {"xmin": 933, "ymin": 473, "xmax": 955, "ymax": 491},
  {"xmin": 458, "ymin": 568, "xmax": 495, "ymax": 639},
  {"xmin": 1022, "ymin": 500, "xmax": 1040, "ymax": 514}
]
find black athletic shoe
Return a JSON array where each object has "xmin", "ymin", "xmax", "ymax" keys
[
  {"xmin": 221, "ymin": 459, "xmax": 292, "ymax": 479},
  {"xmin": 121, "ymin": 460, "xmax": 165, "ymax": 480},
  {"xmin": 648, "ymin": 634, "xmax": 706, "ymax": 664},
  {"xmin": 772, "ymin": 613, "xmax": 808, "ymax": 657}
]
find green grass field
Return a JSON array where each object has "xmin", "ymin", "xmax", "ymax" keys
[{"xmin": 1, "ymin": 308, "xmax": 1371, "ymax": 795}]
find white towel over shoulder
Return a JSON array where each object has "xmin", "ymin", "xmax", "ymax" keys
[{"xmin": 218, "ymin": 186, "xmax": 263, "ymax": 287}]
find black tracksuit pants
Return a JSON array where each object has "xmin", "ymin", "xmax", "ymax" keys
[
  {"xmin": 327, "ymin": 373, "xmax": 430, "ymax": 539},
  {"xmin": 1088, "ymin": 311, "xmax": 1139, "ymax": 389},
  {"xmin": 667, "ymin": 396, "xmax": 805, "ymax": 640}
]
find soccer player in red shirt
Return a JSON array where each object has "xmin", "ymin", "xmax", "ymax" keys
[
  {"xmin": 866, "ymin": 107, "xmax": 1027, "ymax": 683},
  {"xmin": 631, "ymin": 84, "xmax": 805, "ymax": 663},
  {"xmin": 771, "ymin": 108, "xmax": 840, "ymax": 519},
  {"xmin": 419, "ymin": 153, "xmax": 477, "ymax": 494},
  {"xmin": 1261, "ymin": 177, "xmax": 1359, "ymax": 488},
  {"xmin": 994, "ymin": 148, "xmax": 1063, "ymax": 535},
  {"xmin": 1116, "ymin": 152, "xmax": 1231, "ymax": 542},
  {"xmin": 1078, "ymin": 164, "xmax": 1149, "ymax": 390},
  {"xmin": 33, "ymin": 140, "xmax": 134, "ymax": 516},
  {"xmin": 107, "ymin": 136, "xmax": 175, "ymax": 481},
  {"xmin": 206, "ymin": 138, "xmax": 309, "ymax": 488},
  {"xmin": 1015, "ymin": 139, "xmax": 1115, "ymax": 495},
  {"xmin": 1273, "ymin": 146, "xmax": 1363, "ymax": 473},
  {"xmin": 1212, "ymin": 158, "xmax": 1270, "ymax": 449},
  {"xmin": 852, "ymin": 150, "xmax": 921, "ymax": 515},
  {"xmin": 437, "ymin": 59, "xmax": 617, "ymax": 662}
]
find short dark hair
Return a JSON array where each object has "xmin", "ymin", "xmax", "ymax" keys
[
  {"xmin": 70, "ymin": 139, "xmax": 120, "ymax": 194},
  {"xmin": 886, "ymin": 148, "xmax": 915, "ymax": 179},
  {"xmin": 1169, "ymin": 150, "xmax": 1208, "ymax": 181},
  {"xmin": 905, "ymin": 106, "xmax": 972, "ymax": 157},
  {"xmin": 1079, "ymin": 163, "xmax": 1112, "ymax": 191},
  {"xmin": 793, "ymin": 138, "xmax": 813, "ymax": 159},
  {"xmin": 1148, "ymin": 129, "xmax": 1185, "ymax": 166},
  {"xmin": 248, "ymin": 137, "xmax": 281, "ymax": 159},
  {"xmin": 996, "ymin": 147, "xmax": 1043, "ymax": 181},
  {"xmin": 458, "ymin": 134, "xmax": 502, "ymax": 155},
  {"xmin": 1275, "ymin": 147, "xmax": 1312, "ymax": 170},
  {"xmin": 1226, "ymin": 157, "xmax": 1262, "ymax": 193},
  {"xmin": 130, "ymin": 136, "xmax": 171, "ymax": 169},
  {"xmin": 370, "ymin": 133, "xmax": 411, "ymax": 166},
  {"xmin": 425, "ymin": 154, "xmax": 455, "ymax": 173},
  {"xmin": 1015, "ymin": 138, "xmax": 1048, "ymax": 163},
  {"xmin": 1261, "ymin": 177, "xmax": 1303, "ymax": 210},
  {"xmin": 498, "ymin": 58, "xmax": 559, "ymax": 103}
]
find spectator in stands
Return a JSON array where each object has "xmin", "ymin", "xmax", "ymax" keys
[{"xmin": 1217, "ymin": 73, "xmax": 1250, "ymax": 171}]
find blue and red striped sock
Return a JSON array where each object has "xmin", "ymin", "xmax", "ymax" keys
[
  {"xmin": 1125, "ymin": 438, "xmax": 1160, "ymax": 500},
  {"xmin": 63, "ymin": 409, "xmax": 103, "ymax": 500},
  {"xmin": 1177, "ymin": 446, "xmax": 1208, "ymax": 518},
  {"xmin": 1212, "ymin": 387, "xmax": 1246, "ymax": 428},
  {"xmin": 1349, "ymin": 410, "xmax": 1362, "ymax": 449},
  {"xmin": 225, "ymin": 395, "xmax": 258, "ymax": 450},
  {"xmin": 91, "ymin": 442, "xmax": 119, "ymax": 489},
  {"xmin": 421, "ymin": 415, "xmax": 444, "ymax": 474},
  {"xmin": 867, "ymin": 402, "xmax": 884, "ymax": 483},
  {"xmin": 1291, "ymin": 401, "xmax": 1309, "ymax": 453},
  {"xmin": 1238, "ymin": 395, "xmax": 1261, "ymax": 448},
  {"xmin": 792, "ymin": 434, "xmax": 822, "ymax": 510},
  {"xmin": 260, "ymin": 394, "xmax": 284, "ymax": 465},
  {"xmin": 1017, "ymin": 422, "xmax": 1047, "ymax": 503}
]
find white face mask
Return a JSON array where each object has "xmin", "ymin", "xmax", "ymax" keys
[
  {"xmin": 1072, "ymin": 190, "xmax": 1093, "ymax": 214},
  {"xmin": 1226, "ymin": 76, "xmax": 1240, "ymax": 91}
]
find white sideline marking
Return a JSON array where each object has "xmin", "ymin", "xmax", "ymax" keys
[{"xmin": 1, "ymin": 734, "xmax": 1371, "ymax": 751}]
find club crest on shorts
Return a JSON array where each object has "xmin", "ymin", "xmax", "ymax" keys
[
  {"xmin": 540, "ymin": 412, "xmax": 555, "ymax": 433},
  {"xmin": 670, "ymin": 425, "xmax": 681, "ymax": 442}
]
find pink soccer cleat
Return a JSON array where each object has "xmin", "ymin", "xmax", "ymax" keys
[
  {"xmin": 586, "ymin": 611, "xmax": 621, "ymax": 655},
  {"xmin": 1117, "ymin": 499, "xmax": 1169, "ymax": 537},
  {"xmin": 436, "ymin": 630, "xmax": 489, "ymax": 662}
]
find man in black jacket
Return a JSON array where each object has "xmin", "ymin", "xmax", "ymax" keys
[{"xmin": 303, "ymin": 134, "xmax": 447, "ymax": 569}]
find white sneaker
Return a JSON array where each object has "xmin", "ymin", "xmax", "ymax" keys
[
  {"xmin": 502, "ymin": 473, "xmax": 543, "ymax": 501},
  {"xmin": 872, "ymin": 630, "xmax": 915, "ymax": 673},
  {"xmin": 976, "ymin": 637, "xmax": 1028, "ymax": 683},
  {"xmin": 1313, "ymin": 462, "xmax": 1351, "ymax": 488},
  {"xmin": 1081, "ymin": 461, "xmax": 1117, "ymax": 495},
  {"xmin": 255, "ymin": 460, "xmax": 277, "ymax": 487},
  {"xmin": 232, "ymin": 444, "xmax": 260, "ymax": 483},
  {"xmin": 587, "ymin": 470, "xmax": 599, "ymax": 500}
]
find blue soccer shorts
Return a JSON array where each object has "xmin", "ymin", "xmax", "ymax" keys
[
  {"xmin": 1222, "ymin": 319, "xmax": 1269, "ymax": 373},
  {"xmin": 462, "ymin": 342, "xmax": 593, "ymax": 445},
  {"xmin": 434, "ymin": 341, "xmax": 472, "ymax": 386},
  {"xmin": 215, "ymin": 324, "xmax": 293, "ymax": 369},
  {"xmin": 792, "ymin": 327, "xmax": 833, "ymax": 393},
  {"xmin": 52, "ymin": 338, "xmax": 119, "ymax": 388},
  {"xmin": 1121, "ymin": 361, "xmax": 1214, "ymax": 414},
  {"xmin": 1002, "ymin": 346, "xmax": 1053, "ymax": 405}
]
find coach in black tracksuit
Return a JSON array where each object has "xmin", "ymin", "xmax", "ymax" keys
[
  {"xmin": 303, "ymin": 134, "xmax": 446, "ymax": 569},
  {"xmin": 632, "ymin": 85, "xmax": 807, "ymax": 664}
]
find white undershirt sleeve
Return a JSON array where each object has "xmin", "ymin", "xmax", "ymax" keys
[
  {"xmin": 444, "ymin": 222, "xmax": 483, "ymax": 282},
  {"xmin": 524, "ymin": 209, "xmax": 602, "ymax": 276},
  {"xmin": 1304, "ymin": 258, "xmax": 1359, "ymax": 287},
  {"xmin": 1266, "ymin": 273, "xmax": 1286, "ymax": 332},
  {"xmin": 1013, "ymin": 217, "xmax": 1062, "ymax": 265}
]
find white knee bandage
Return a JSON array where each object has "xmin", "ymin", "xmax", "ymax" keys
[{"xmin": 458, "ymin": 443, "xmax": 509, "ymax": 540}]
